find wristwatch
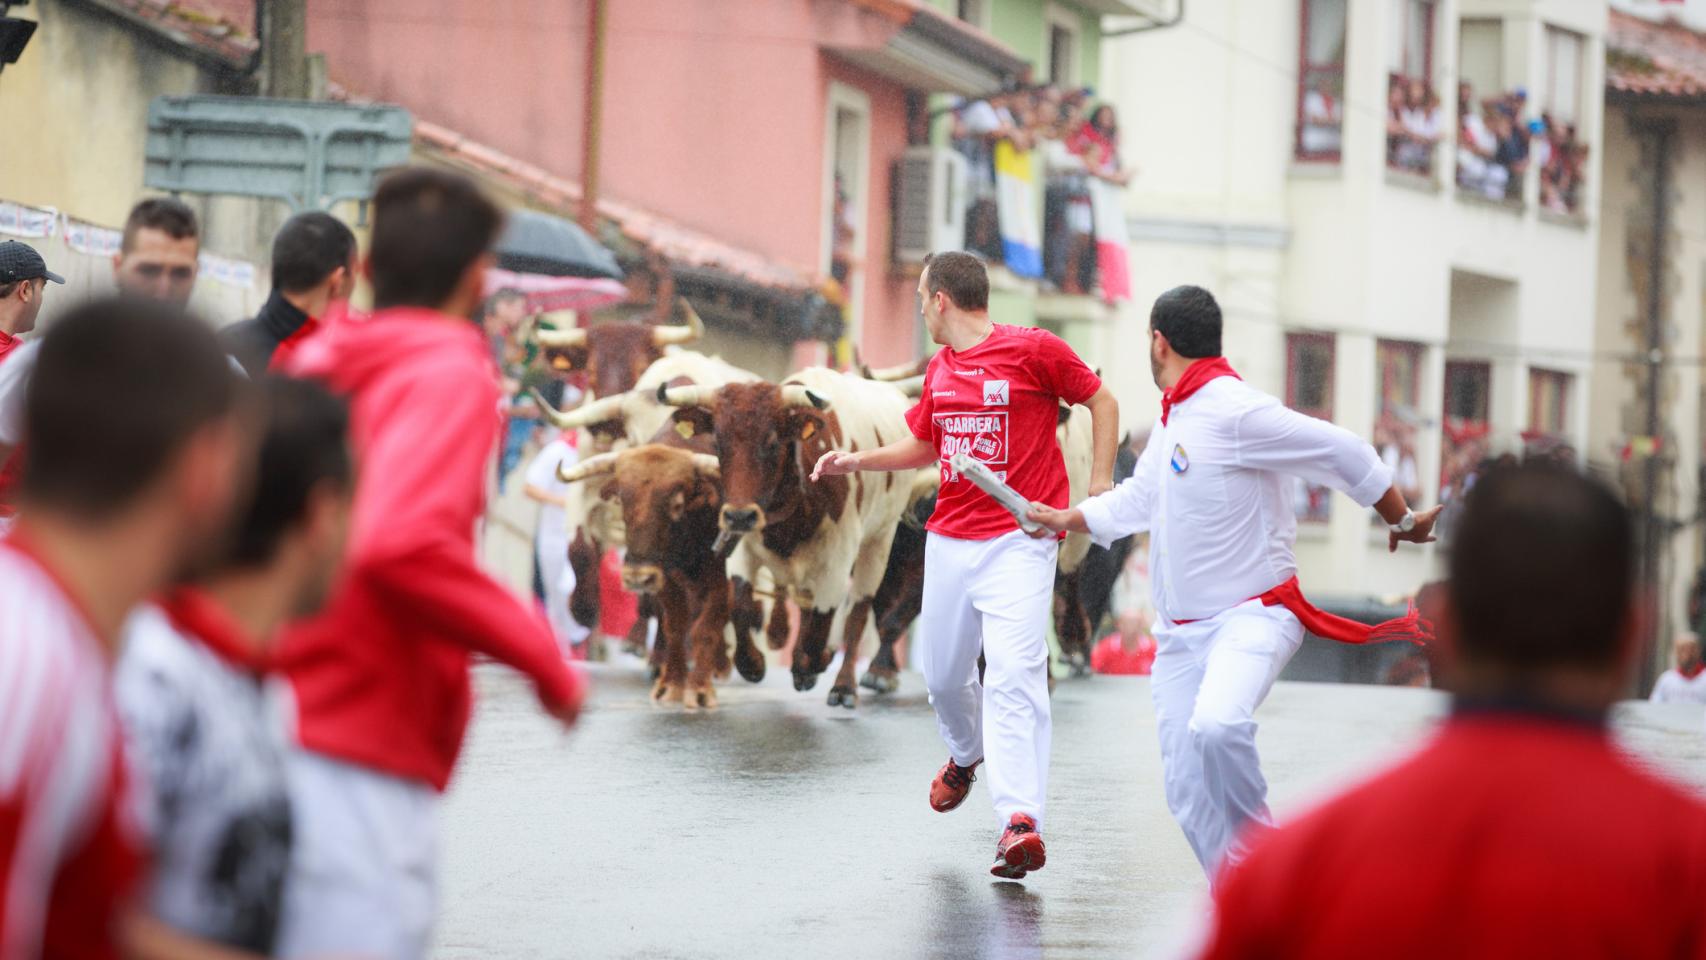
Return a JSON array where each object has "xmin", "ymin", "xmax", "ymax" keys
[{"xmin": 1391, "ymin": 509, "xmax": 1417, "ymax": 534}]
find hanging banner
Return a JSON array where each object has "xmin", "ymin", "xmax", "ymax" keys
[
  {"xmin": 198, "ymin": 253, "xmax": 258, "ymax": 289},
  {"xmin": 0, "ymin": 201, "xmax": 58, "ymax": 239},
  {"xmin": 993, "ymin": 141, "xmax": 1043, "ymax": 279},
  {"xmin": 62, "ymin": 216, "xmax": 123, "ymax": 257},
  {"xmin": 1089, "ymin": 178, "xmax": 1131, "ymax": 304}
]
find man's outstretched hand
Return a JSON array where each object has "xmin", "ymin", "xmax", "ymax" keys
[
  {"xmin": 1388, "ymin": 504, "xmax": 1444, "ymax": 553},
  {"xmin": 811, "ymin": 450, "xmax": 859, "ymax": 482},
  {"xmin": 1025, "ymin": 503, "xmax": 1075, "ymax": 539}
]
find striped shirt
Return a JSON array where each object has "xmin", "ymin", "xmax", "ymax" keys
[{"xmin": 0, "ymin": 536, "xmax": 143, "ymax": 960}]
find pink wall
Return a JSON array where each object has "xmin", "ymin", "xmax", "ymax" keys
[{"xmin": 306, "ymin": 0, "xmax": 920, "ymax": 357}]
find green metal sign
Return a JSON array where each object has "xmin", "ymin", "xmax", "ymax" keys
[{"xmin": 145, "ymin": 95, "xmax": 413, "ymax": 213}]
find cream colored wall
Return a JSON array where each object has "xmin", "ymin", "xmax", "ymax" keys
[
  {"xmin": 0, "ymin": 0, "xmax": 278, "ymax": 326},
  {"xmin": 1100, "ymin": 0, "xmax": 1604, "ymax": 603}
]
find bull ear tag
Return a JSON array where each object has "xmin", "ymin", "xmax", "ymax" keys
[
  {"xmin": 675, "ymin": 420, "xmax": 696, "ymax": 440},
  {"xmin": 1170, "ymin": 444, "xmax": 1189, "ymax": 474},
  {"xmin": 799, "ymin": 420, "xmax": 818, "ymax": 441}
]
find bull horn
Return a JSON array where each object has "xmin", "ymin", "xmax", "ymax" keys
[
  {"xmin": 852, "ymin": 346, "xmax": 872, "ymax": 379},
  {"xmin": 533, "ymin": 389, "xmax": 627, "ymax": 431},
  {"xmin": 655, "ymin": 382, "xmax": 719, "ymax": 409},
  {"xmin": 691, "ymin": 453, "xmax": 721, "ymax": 478},
  {"xmin": 557, "ymin": 451, "xmax": 619, "ymax": 484},
  {"xmin": 781, "ymin": 384, "xmax": 831, "ymax": 411},
  {"xmin": 892, "ymin": 375, "xmax": 925, "ymax": 398},
  {"xmin": 867, "ymin": 360, "xmax": 923, "ymax": 382},
  {"xmin": 535, "ymin": 326, "xmax": 589, "ymax": 349},
  {"xmin": 651, "ymin": 298, "xmax": 705, "ymax": 347}
]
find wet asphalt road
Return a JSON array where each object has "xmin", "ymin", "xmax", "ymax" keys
[{"xmin": 434, "ymin": 658, "xmax": 1706, "ymax": 960}]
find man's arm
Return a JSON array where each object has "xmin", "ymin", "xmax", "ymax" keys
[
  {"xmin": 1234, "ymin": 401, "xmax": 1439, "ymax": 552},
  {"xmin": 1029, "ymin": 425, "xmax": 1161, "ymax": 543},
  {"xmin": 812, "ymin": 436, "xmax": 937, "ymax": 480},
  {"xmin": 1083, "ymin": 386, "xmax": 1119, "ymax": 496}
]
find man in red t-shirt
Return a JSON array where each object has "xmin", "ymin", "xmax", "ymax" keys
[
  {"xmin": 0, "ymin": 297, "xmax": 249, "ymax": 960},
  {"xmin": 814, "ymin": 251, "xmax": 1119, "ymax": 878},
  {"xmin": 1196, "ymin": 462, "xmax": 1706, "ymax": 959}
]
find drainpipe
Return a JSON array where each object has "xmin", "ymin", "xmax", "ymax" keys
[
  {"xmin": 579, "ymin": 0, "xmax": 608, "ymax": 233},
  {"xmin": 1104, "ymin": 0, "xmax": 1185, "ymax": 37},
  {"xmin": 1638, "ymin": 116, "xmax": 1674, "ymax": 696}
]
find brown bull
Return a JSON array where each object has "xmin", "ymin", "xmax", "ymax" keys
[
  {"xmin": 661, "ymin": 368, "xmax": 915, "ymax": 708},
  {"xmin": 558, "ymin": 445, "xmax": 764, "ymax": 710}
]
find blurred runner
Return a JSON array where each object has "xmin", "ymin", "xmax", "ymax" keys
[
  {"xmin": 117, "ymin": 377, "xmax": 353, "ymax": 959},
  {"xmin": 0, "ymin": 240, "xmax": 63, "ymax": 534},
  {"xmin": 224, "ymin": 212, "xmax": 358, "ymax": 377},
  {"xmin": 0, "ymin": 298, "xmax": 248, "ymax": 960},
  {"xmin": 273, "ymin": 169, "xmax": 585, "ymax": 960},
  {"xmin": 1649, "ymin": 633, "xmax": 1706, "ymax": 705},
  {"xmin": 523, "ymin": 422, "xmax": 592, "ymax": 656}
]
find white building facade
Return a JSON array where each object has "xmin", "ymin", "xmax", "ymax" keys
[{"xmin": 1088, "ymin": 0, "xmax": 1606, "ymax": 602}]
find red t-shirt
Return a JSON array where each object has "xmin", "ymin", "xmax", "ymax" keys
[
  {"xmin": 1199, "ymin": 713, "xmax": 1706, "ymax": 960},
  {"xmin": 905, "ymin": 324, "xmax": 1101, "ymax": 541}
]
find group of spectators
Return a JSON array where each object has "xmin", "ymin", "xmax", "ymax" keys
[
  {"xmin": 0, "ymin": 170, "xmax": 588, "ymax": 959},
  {"xmin": 949, "ymin": 84, "xmax": 1131, "ymax": 294},
  {"xmin": 1454, "ymin": 82, "xmax": 1589, "ymax": 212}
]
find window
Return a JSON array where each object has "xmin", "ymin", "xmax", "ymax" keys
[
  {"xmin": 1528, "ymin": 368, "xmax": 1571, "ymax": 436},
  {"xmin": 1287, "ymin": 333, "xmax": 1336, "ymax": 523},
  {"xmin": 1440, "ymin": 360, "xmax": 1490, "ymax": 513},
  {"xmin": 1297, "ymin": 0, "xmax": 1348, "ymax": 161},
  {"xmin": 956, "ymin": 0, "xmax": 988, "ymax": 28},
  {"xmin": 1387, "ymin": 0, "xmax": 1435, "ymax": 83},
  {"xmin": 1045, "ymin": 5, "xmax": 1080, "ymax": 87},
  {"xmin": 1544, "ymin": 27, "xmax": 1583, "ymax": 125},
  {"xmin": 823, "ymin": 83, "xmax": 870, "ymax": 357},
  {"xmin": 1457, "ymin": 19, "xmax": 1503, "ymax": 106},
  {"xmin": 1375, "ymin": 340, "xmax": 1424, "ymax": 511}
]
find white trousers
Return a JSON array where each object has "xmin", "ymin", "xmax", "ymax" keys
[
  {"xmin": 536, "ymin": 523, "xmax": 588, "ymax": 653},
  {"xmin": 276, "ymin": 749, "xmax": 440, "ymax": 960},
  {"xmin": 919, "ymin": 530, "xmax": 1058, "ymax": 829},
  {"xmin": 1151, "ymin": 599, "xmax": 1303, "ymax": 878}
]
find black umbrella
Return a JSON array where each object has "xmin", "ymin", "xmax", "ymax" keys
[{"xmin": 493, "ymin": 209, "xmax": 624, "ymax": 281}]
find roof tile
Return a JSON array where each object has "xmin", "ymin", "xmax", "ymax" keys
[{"xmin": 1608, "ymin": 9, "xmax": 1706, "ymax": 100}]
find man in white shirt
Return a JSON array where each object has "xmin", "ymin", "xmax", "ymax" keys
[
  {"xmin": 1027, "ymin": 285, "xmax": 1440, "ymax": 880},
  {"xmin": 1649, "ymin": 634, "xmax": 1706, "ymax": 704},
  {"xmin": 522, "ymin": 422, "xmax": 591, "ymax": 655}
]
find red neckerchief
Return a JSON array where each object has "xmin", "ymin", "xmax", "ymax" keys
[
  {"xmin": 1160, "ymin": 357, "xmax": 1241, "ymax": 425},
  {"xmin": 1682, "ymin": 662, "xmax": 1705, "ymax": 681},
  {"xmin": 159, "ymin": 586, "xmax": 268, "ymax": 675}
]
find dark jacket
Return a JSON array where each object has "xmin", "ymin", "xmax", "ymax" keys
[{"xmin": 222, "ymin": 290, "xmax": 309, "ymax": 378}]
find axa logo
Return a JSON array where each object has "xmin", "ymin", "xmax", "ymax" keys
[{"xmin": 983, "ymin": 380, "xmax": 1009, "ymax": 406}]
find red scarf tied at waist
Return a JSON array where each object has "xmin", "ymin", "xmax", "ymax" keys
[
  {"xmin": 1179, "ymin": 578, "xmax": 1433, "ymax": 646},
  {"xmin": 1161, "ymin": 357, "xmax": 1241, "ymax": 425}
]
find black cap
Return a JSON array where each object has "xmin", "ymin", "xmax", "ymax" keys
[{"xmin": 0, "ymin": 240, "xmax": 65, "ymax": 285}]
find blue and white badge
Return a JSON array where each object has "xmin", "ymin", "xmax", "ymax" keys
[{"xmin": 1170, "ymin": 443, "xmax": 1189, "ymax": 474}]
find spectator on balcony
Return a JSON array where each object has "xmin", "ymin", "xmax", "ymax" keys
[
  {"xmin": 1301, "ymin": 76, "xmax": 1343, "ymax": 155},
  {"xmin": 1457, "ymin": 87, "xmax": 1503, "ymax": 199},
  {"xmin": 952, "ymin": 92, "xmax": 1019, "ymax": 260},
  {"xmin": 1491, "ymin": 108, "xmax": 1530, "ymax": 200},
  {"xmin": 1397, "ymin": 81, "xmax": 1443, "ymax": 175},
  {"xmin": 1069, "ymin": 105, "xmax": 1132, "ymax": 186},
  {"xmin": 1385, "ymin": 75, "xmax": 1408, "ymax": 168}
]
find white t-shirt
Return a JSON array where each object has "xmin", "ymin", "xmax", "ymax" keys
[
  {"xmin": 0, "ymin": 338, "xmax": 39, "ymax": 445},
  {"xmin": 1650, "ymin": 668, "xmax": 1706, "ymax": 705},
  {"xmin": 524, "ymin": 437, "xmax": 579, "ymax": 540},
  {"xmin": 116, "ymin": 603, "xmax": 292, "ymax": 953}
]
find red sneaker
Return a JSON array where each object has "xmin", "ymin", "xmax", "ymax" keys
[
  {"xmin": 990, "ymin": 813, "xmax": 1047, "ymax": 879},
  {"xmin": 929, "ymin": 757, "xmax": 982, "ymax": 813}
]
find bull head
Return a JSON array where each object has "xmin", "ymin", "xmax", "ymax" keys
[{"xmin": 533, "ymin": 389, "xmax": 629, "ymax": 433}]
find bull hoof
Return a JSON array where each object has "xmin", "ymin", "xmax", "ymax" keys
[
  {"xmin": 1069, "ymin": 660, "xmax": 1092, "ymax": 680},
  {"xmin": 683, "ymin": 684, "xmax": 718, "ymax": 712},
  {"xmin": 826, "ymin": 685, "xmax": 858, "ymax": 709},
  {"xmin": 651, "ymin": 679, "xmax": 685, "ymax": 705},
  {"xmin": 859, "ymin": 670, "xmax": 900, "ymax": 695},
  {"xmin": 647, "ymin": 664, "xmax": 662, "ymax": 684},
  {"xmin": 713, "ymin": 652, "xmax": 733, "ymax": 681},
  {"xmin": 734, "ymin": 646, "xmax": 767, "ymax": 684},
  {"xmin": 792, "ymin": 671, "xmax": 820, "ymax": 692}
]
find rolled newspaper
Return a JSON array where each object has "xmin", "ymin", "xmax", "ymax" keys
[{"xmin": 949, "ymin": 452, "xmax": 1044, "ymax": 535}]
